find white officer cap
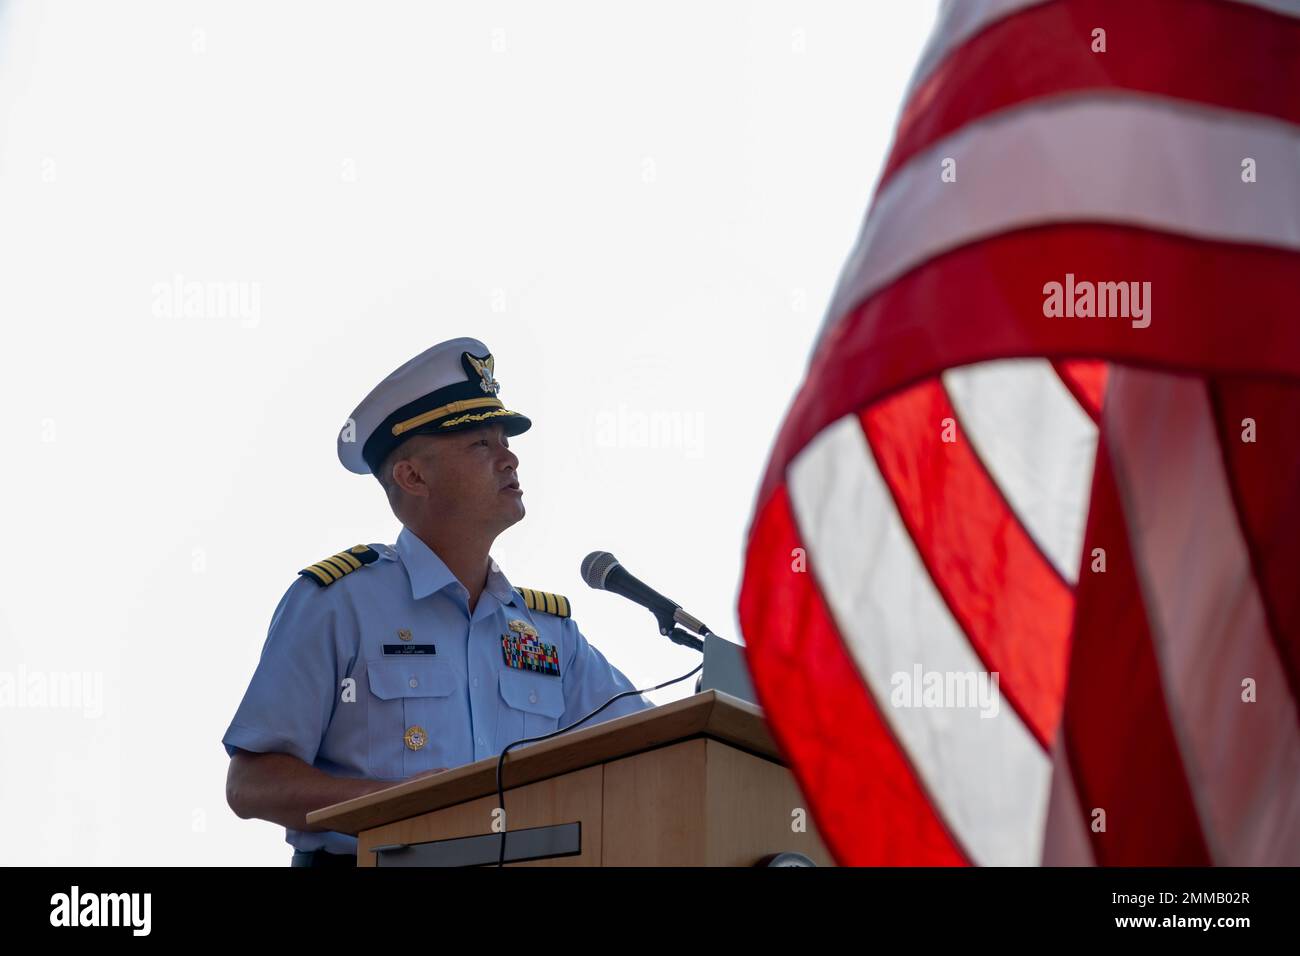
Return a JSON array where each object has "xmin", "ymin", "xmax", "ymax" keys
[{"xmin": 338, "ymin": 337, "xmax": 532, "ymax": 475}]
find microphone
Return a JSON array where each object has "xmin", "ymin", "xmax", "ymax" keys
[{"xmin": 580, "ymin": 551, "xmax": 712, "ymax": 637}]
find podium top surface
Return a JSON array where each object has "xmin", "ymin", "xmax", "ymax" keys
[{"xmin": 306, "ymin": 689, "xmax": 775, "ymax": 835}]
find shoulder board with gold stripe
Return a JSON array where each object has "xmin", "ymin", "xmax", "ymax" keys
[
  {"xmin": 299, "ymin": 545, "xmax": 380, "ymax": 587},
  {"xmin": 518, "ymin": 587, "xmax": 571, "ymax": 618}
]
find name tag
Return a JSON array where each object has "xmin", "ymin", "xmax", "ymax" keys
[{"xmin": 383, "ymin": 644, "xmax": 437, "ymax": 656}]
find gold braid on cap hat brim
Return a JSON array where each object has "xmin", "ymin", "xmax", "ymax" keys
[
  {"xmin": 439, "ymin": 407, "xmax": 521, "ymax": 428},
  {"xmin": 391, "ymin": 398, "xmax": 504, "ymax": 436}
]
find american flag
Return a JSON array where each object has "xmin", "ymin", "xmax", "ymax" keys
[{"xmin": 739, "ymin": 0, "xmax": 1300, "ymax": 866}]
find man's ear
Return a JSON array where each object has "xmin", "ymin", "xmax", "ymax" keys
[{"xmin": 391, "ymin": 441, "xmax": 435, "ymax": 499}]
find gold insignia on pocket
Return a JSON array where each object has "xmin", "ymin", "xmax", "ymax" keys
[
  {"xmin": 508, "ymin": 619, "xmax": 539, "ymax": 637},
  {"xmin": 398, "ymin": 628, "xmax": 413, "ymax": 641},
  {"xmin": 404, "ymin": 726, "xmax": 427, "ymax": 751}
]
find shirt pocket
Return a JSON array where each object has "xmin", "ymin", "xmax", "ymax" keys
[
  {"xmin": 366, "ymin": 657, "xmax": 459, "ymax": 780},
  {"xmin": 497, "ymin": 667, "xmax": 566, "ymax": 743}
]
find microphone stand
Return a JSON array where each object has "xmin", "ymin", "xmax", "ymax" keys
[
  {"xmin": 665, "ymin": 626, "xmax": 703, "ymax": 652},
  {"xmin": 653, "ymin": 609, "xmax": 705, "ymax": 651},
  {"xmin": 650, "ymin": 611, "xmax": 749, "ymax": 701}
]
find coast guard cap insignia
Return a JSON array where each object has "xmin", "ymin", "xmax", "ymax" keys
[{"xmin": 463, "ymin": 352, "xmax": 501, "ymax": 395}]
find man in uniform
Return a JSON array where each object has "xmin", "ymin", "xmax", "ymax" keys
[{"xmin": 222, "ymin": 336, "xmax": 654, "ymax": 866}]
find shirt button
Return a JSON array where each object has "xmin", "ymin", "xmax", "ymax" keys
[
  {"xmin": 528, "ymin": 691, "xmax": 538, "ymax": 704},
  {"xmin": 409, "ymin": 677, "xmax": 419, "ymax": 688},
  {"xmin": 473, "ymin": 677, "xmax": 480, "ymax": 687},
  {"xmin": 477, "ymin": 737, "xmax": 485, "ymax": 747}
]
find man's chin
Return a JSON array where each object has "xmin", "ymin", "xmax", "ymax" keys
[{"xmin": 495, "ymin": 497, "xmax": 525, "ymax": 528}]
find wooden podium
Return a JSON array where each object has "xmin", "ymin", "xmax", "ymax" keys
[{"xmin": 306, "ymin": 690, "xmax": 833, "ymax": 866}]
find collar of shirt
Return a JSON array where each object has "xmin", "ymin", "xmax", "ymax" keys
[{"xmin": 394, "ymin": 525, "xmax": 519, "ymax": 610}]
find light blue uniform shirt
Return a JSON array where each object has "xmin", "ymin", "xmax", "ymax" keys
[{"xmin": 222, "ymin": 526, "xmax": 654, "ymax": 855}]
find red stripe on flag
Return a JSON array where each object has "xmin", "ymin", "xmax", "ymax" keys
[
  {"xmin": 1053, "ymin": 359, "xmax": 1108, "ymax": 422},
  {"xmin": 881, "ymin": 0, "xmax": 1300, "ymax": 188},
  {"xmin": 1061, "ymin": 434, "xmax": 1212, "ymax": 864},
  {"xmin": 758, "ymin": 227, "xmax": 1300, "ymax": 508},
  {"xmin": 739, "ymin": 484, "xmax": 969, "ymax": 865},
  {"xmin": 1206, "ymin": 378, "xmax": 1300, "ymax": 704},
  {"xmin": 859, "ymin": 380, "xmax": 1073, "ymax": 748}
]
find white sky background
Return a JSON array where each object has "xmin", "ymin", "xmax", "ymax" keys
[{"xmin": 0, "ymin": 0, "xmax": 938, "ymax": 864}]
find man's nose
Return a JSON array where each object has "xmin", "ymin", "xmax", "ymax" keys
[{"xmin": 498, "ymin": 445, "xmax": 519, "ymax": 471}]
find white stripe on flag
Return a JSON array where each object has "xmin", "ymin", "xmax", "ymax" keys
[
  {"xmin": 1107, "ymin": 369, "xmax": 1300, "ymax": 865},
  {"xmin": 942, "ymin": 359, "xmax": 1097, "ymax": 583},
  {"xmin": 1040, "ymin": 733, "xmax": 1097, "ymax": 866},
  {"xmin": 823, "ymin": 95, "xmax": 1300, "ymax": 339},
  {"xmin": 788, "ymin": 413, "xmax": 1052, "ymax": 866}
]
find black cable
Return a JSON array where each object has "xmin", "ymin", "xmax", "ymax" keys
[{"xmin": 494, "ymin": 658, "xmax": 704, "ymax": 867}]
